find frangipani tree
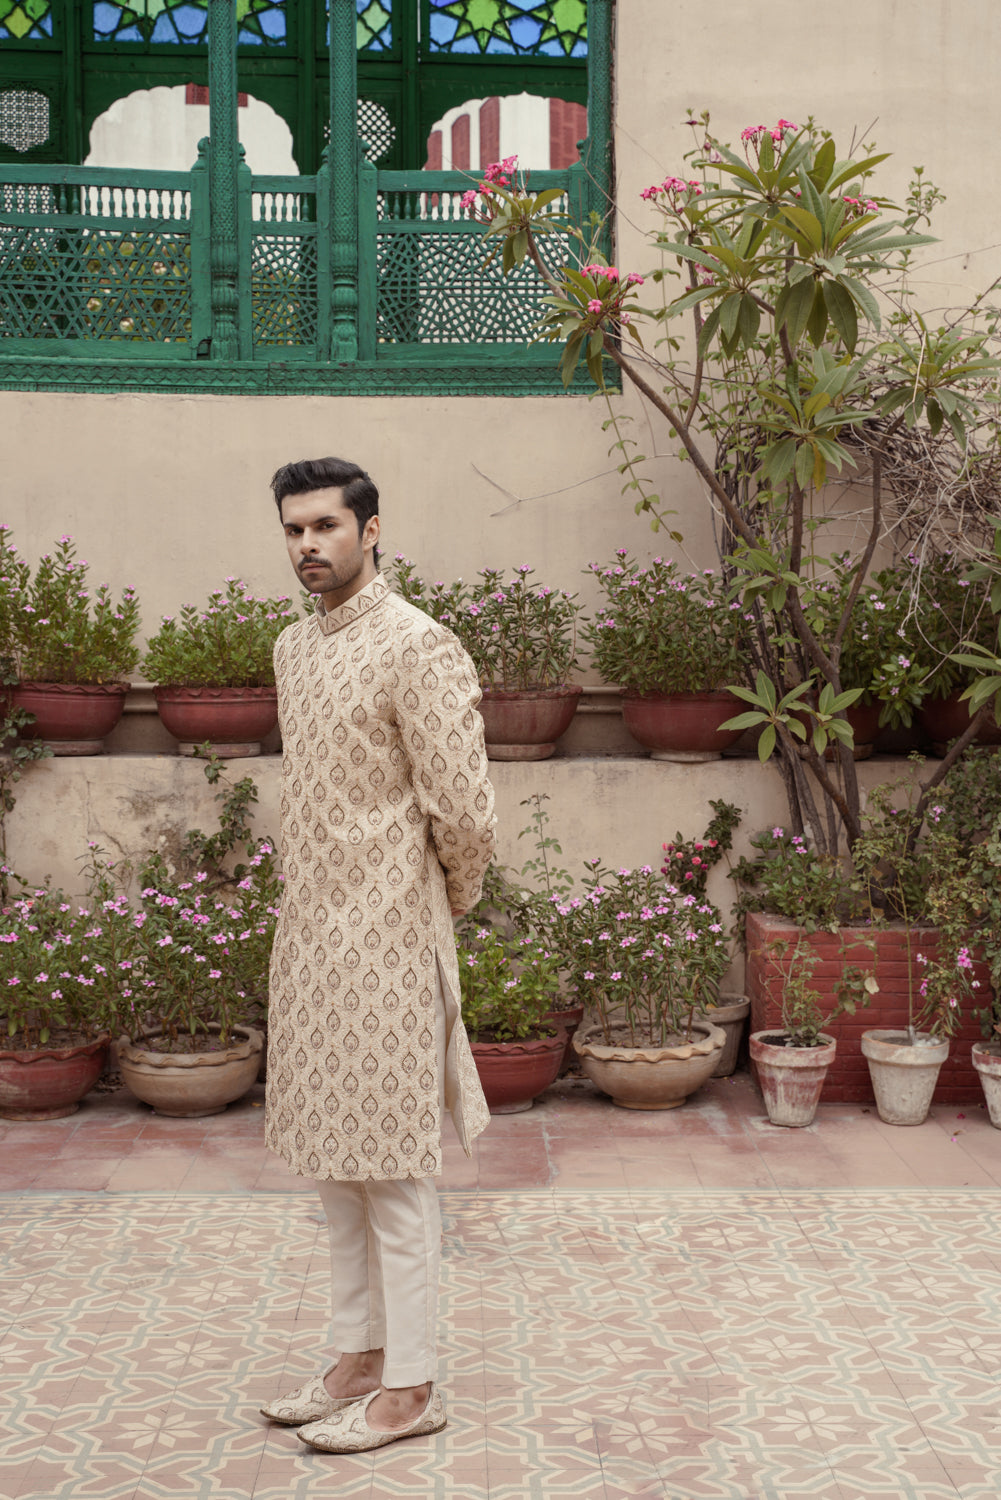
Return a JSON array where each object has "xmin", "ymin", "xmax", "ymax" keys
[{"xmin": 471, "ymin": 115, "xmax": 1001, "ymax": 853}]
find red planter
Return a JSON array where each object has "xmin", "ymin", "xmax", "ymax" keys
[
  {"xmin": 478, "ymin": 685, "xmax": 582, "ymax": 761},
  {"xmin": 0, "ymin": 1035, "xmax": 110, "ymax": 1120},
  {"xmin": 153, "ymin": 685, "xmax": 278, "ymax": 756},
  {"xmin": 13, "ymin": 681, "xmax": 128, "ymax": 755},
  {"xmin": 470, "ymin": 1033, "xmax": 565, "ymax": 1113},
  {"xmin": 745, "ymin": 911, "xmax": 987, "ymax": 1104},
  {"xmin": 621, "ymin": 691, "xmax": 744, "ymax": 760},
  {"xmin": 919, "ymin": 690, "xmax": 1001, "ymax": 750}
]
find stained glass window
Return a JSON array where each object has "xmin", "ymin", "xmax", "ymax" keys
[
  {"xmin": 0, "ymin": 0, "xmax": 53, "ymax": 41},
  {"xmin": 356, "ymin": 0, "xmax": 392, "ymax": 52},
  {"xmin": 91, "ymin": 0, "xmax": 286, "ymax": 47},
  {"xmin": 427, "ymin": 0, "xmax": 587, "ymax": 57}
]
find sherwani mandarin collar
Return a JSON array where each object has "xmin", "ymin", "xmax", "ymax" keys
[{"xmin": 313, "ymin": 573, "xmax": 389, "ymax": 636}]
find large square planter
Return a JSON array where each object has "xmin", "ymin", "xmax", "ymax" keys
[{"xmin": 745, "ymin": 912, "xmax": 988, "ymax": 1105}]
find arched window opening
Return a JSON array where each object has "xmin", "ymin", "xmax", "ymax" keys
[
  {"xmin": 425, "ymin": 93, "xmax": 586, "ymax": 173},
  {"xmin": 85, "ymin": 87, "xmax": 296, "ymax": 175}
]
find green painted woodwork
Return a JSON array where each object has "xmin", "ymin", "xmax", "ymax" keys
[
  {"xmin": 206, "ymin": 0, "xmax": 242, "ymax": 358},
  {"xmin": 0, "ymin": 0, "xmax": 612, "ymax": 395}
]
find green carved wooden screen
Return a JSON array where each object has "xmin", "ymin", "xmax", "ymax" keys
[{"xmin": 0, "ymin": 0, "xmax": 610, "ymax": 394}]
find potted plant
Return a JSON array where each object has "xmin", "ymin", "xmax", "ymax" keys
[
  {"xmin": 660, "ymin": 799, "xmax": 747, "ymax": 1073},
  {"xmin": 390, "ymin": 558, "xmax": 581, "ymax": 759},
  {"xmin": 739, "ymin": 765, "xmax": 992, "ymax": 1118},
  {"xmin": 547, "ymin": 821, "xmax": 733, "ymax": 1109},
  {"xmin": 0, "ymin": 883, "xmax": 119, "ymax": 1119},
  {"xmin": 584, "ymin": 553, "xmax": 748, "ymax": 759},
  {"xmin": 750, "ymin": 938, "xmax": 877, "ymax": 1127},
  {"xmin": 1, "ymin": 528, "xmax": 140, "ymax": 754},
  {"xmin": 86, "ymin": 759, "xmax": 281, "ymax": 1116},
  {"xmin": 457, "ymin": 927, "xmax": 566, "ymax": 1113},
  {"xmin": 143, "ymin": 579, "xmax": 296, "ymax": 756}
]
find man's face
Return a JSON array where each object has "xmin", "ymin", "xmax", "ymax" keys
[{"xmin": 280, "ymin": 487, "xmax": 379, "ymax": 606}]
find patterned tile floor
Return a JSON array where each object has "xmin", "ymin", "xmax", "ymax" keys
[{"xmin": 2, "ymin": 1074, "xmax": 1000, "ymax": 1500}]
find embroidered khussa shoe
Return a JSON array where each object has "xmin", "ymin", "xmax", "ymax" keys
[
  {"xmin": 260, "ymin": 1365, "xmax": 377, "ymax": 1425},
  {"xmin": 296, "ymin": 1384, "xmax": 447, "ymax": 1452}
]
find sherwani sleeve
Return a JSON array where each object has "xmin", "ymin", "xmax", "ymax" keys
[{"xmin": 394, "ymin": 625, "xmax": 496, "ymax": 915}]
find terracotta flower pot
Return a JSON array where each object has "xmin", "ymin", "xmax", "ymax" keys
[
  {"xmin": 750, "ymin": 1030, "xmax": 836, "ymax": 1127},
  {"xmin": 478, "ymin": 685, "xmax": 582, "ymax": 761},
  {"xmin": 0, "ymin": 1034, "xmax": 110, "ymax": 1120},
  {"xmin": 572, "ymin": 1020, "xmax": 725, "ymax": 1109},
  {"xmin": 153, "ymin": 686, "xmax": 278, "ymax": 757},
  {"xmin": 700, "ymin": 994, "xmax": 750, "ymax": 1077},
  {"xmin": 12, "ymin": 682, "xmax": 128, "ymax": 755},
  {"xmin": 620, "ymin": 691, "xmax": 743, "ymax": 761},
  {"xmin": 118, "ymin": 1024, "xmax": 264, "ymax": 1117},
  {"xmin": 971, "ymin": 1043, "xmax": 1001, "ymax": 1128},
  {"xmin": 860, "ymin": 1029, "xmax": 949, "ymax": 1125},
  {"xmin": 469, "ymin": 1033, "xmax": 565, "ymax": 1113},
  {"xmin": 919, "ymin": 690, "xmax": 1001, "ymax": 752}
]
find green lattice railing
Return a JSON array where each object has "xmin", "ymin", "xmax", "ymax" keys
[
  {"xmin": 0, "ymin": 158, "xmax": 582, "ymax": 361},
  {"xmin": 0, "ymin": 165, "xmax": 201, "ymax": 349},
  {"xmin": 361, "ymin": 166, "xmax": 578, "ymax": 355}
]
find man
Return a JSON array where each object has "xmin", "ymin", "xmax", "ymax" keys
[{"xmin": 259, "ymin": 457, "xmax": 495, "ymax": 1453}]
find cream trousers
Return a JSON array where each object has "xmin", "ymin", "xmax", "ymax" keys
[{"xmin": 313, "ymin": 962, "xmax": 448, "ymax": 1389}]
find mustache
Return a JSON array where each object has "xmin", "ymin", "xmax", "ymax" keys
[{"xmin": 299, "ymin": 559, "xmax": 330, "ymax": 572}]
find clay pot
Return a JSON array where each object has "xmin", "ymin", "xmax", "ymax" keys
[
  {"xmin": 971, "ymin": 1043, "xmax": 1001, "ymax": 1128},
  {"xmin": 750, "ymin": 1030, "xmax": 836, "ymax": 1127},
  {"xmin": 700, "ymin": 994, "xmax": 750, "ymax": 1077},
  {"xmin": 118, "ymin": 1024, "xmax": 264, "ymax": 1117},
  {"xmin": 860, "ymin": 1029, "xmax": 949, "ymax": 1125},
  {"xmin": 620, "ymin": 691, "xmax": 743, "ymax": 761},
  {"xmin": 918, "ymin": 691, "xmax": 1001, "ymax": 753},
  {"xmin": 572, "ymin": 1020, "xmax": 725, "ymax": 1109},
  {"xmin": 12, "ymin": 682, "xmax": 128, "ymax": 755},
  {"xmin": 0, "ymin": 1034, "xmax": 110, "ymax": 1120},
  {"xmin": 478, "ymin": 685, "xmax": 582, "ymax": 761},
  {"xmin": 469, "ymin": 1033, "xmax": 565, "ymax": 1113},
  {"xmin": 153, "ymin": 686, "xmax": 278, "ymax": 757}
]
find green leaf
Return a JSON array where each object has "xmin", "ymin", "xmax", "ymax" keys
[
  {"xmin": 824, "ymin": 279, "xmax": 858, "ymax": 353},
  {"xmin": 806, "ymin": 283, "xmax": 829, "ymax": 347},
  {"xmin": 794, "ymin": 442, "xmax": 815, "ymax": 489},
  {"xmin": 761, "ymin": 436, "xmax": 798, "ymax": 487},
  {"xmin": 777, "ymin": 204, "xmax": 825, "ymax": 253},
  {"xmin": 824, "ymin": 153, "xmax": 890, "ymax": 191},
  {"xmin": 737, "ymin": 293, "xmax": 761, "ymax": 346},
  {"xmin": 810, "ymin": 139, "xmax": 837, "ymax": 189},
  {"xmin": 719, "ymin": 709, "xmax": 768, "ymax": 732},
  {"xmin": 838, "ymin": 273, "xmax": 881, "ymax": 330},
  {"xmin": 758, "ymin": 724, "xmax": 777, "ymax": 761},
  {"xmin": 719, "ymin": 292, "xmax": 742, "ymax": 342},
  {"xmin": 775, "ymin": 274, "xmax": 816, "ymax": 348}
]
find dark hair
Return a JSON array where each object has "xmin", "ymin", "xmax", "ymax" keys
[{"xmin": 270, "ymin": 457, "xmax": 380, "ymax": 547}]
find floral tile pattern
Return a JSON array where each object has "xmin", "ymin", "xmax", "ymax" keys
[{"xmin": 1, "ymin": 1189, "xmax": 1000, "ymax": 1499}]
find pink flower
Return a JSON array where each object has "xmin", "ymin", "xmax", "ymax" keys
[{"xmin": 587, "ymin": 298, "xmax": 603, "ymax": 313}]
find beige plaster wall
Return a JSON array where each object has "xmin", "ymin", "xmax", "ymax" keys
[
  {"xmin": 0, "ymin": 389, "xmax": 705, "ymax": 671},
  {"xmin": 5, "ymin": 4, "xmax": 992, "ymax": 635}
]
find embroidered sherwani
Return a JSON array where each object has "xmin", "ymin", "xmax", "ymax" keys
[{"xmin": 265, "ymin": 574, "xmax": 495, "ymax": 1183}]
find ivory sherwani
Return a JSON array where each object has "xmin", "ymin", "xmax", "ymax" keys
[{"xmin": 265, "ymin": 574, "xmax": 494, "ymax": 1183}]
